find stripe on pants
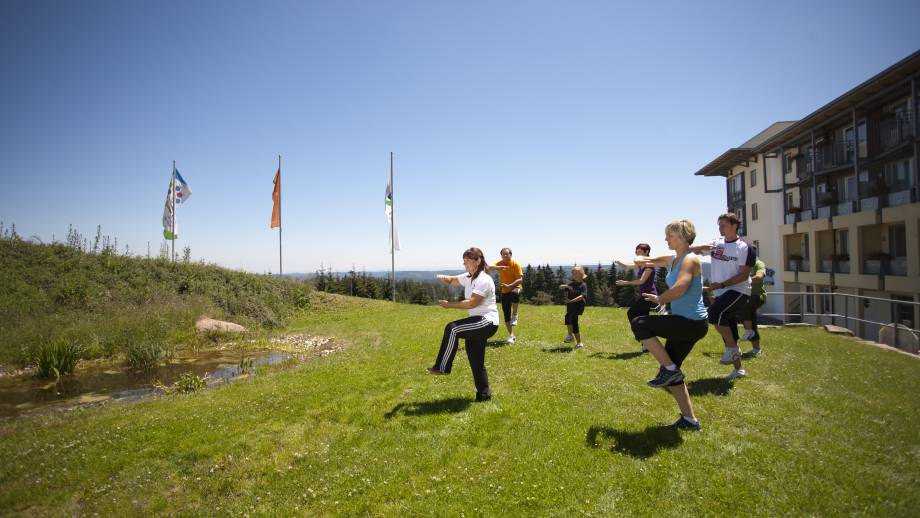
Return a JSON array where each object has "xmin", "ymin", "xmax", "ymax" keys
[{"xmin": 440, "ymin": 317, "xmax": 492, "ymax": 372}]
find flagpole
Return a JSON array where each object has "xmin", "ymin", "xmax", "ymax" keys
[
  {"xmin": 171, "ymin": 160, "xmax": 176, "ymax": 262},
  {"xmin": 278, "ymin": 154, "xmax": 283, "ymax": 276},
  {"xmin": 390, "ymin": 152, "xmax": 395, "ymax": 303}
]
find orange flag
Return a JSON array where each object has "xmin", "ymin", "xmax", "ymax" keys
[{"xmin": 271, "ymin": 168, "xmax": 281, "ymax": 228}]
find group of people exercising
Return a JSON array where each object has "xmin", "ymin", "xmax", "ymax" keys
[{"xmin": 427, "ymin": 213, "xmax": 767, "ymax": 430}]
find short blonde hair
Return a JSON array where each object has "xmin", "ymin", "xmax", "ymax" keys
[{"xmin": 665, "ymin": 220, "xmax": 696, "ymax": 245}]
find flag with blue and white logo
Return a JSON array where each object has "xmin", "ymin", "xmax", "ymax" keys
[{"xmin": 162, "ymin": 169, "xmax": 192, "ymax": 240}]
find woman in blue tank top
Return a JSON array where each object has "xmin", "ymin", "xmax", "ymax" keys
[{"xmin": 629, "ymin": 220, "xmax": 709, "ymax": 431}]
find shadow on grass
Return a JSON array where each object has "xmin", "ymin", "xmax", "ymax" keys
[
  {"xmin": 542, "ymin": 346, "xmax": 574, "ymax": 353},
  {"xmin": 585, "ymin": 425, "xmax": 682, "ymax": 458},
  {"xmin": 384, "ymin": 398, "xmax": 471, "ymax": 419},
  {"xmin": 588, "ymin": 351, "xmax": 645, "ymax": 361},
  {"xmin": 486, "ymin": 340, "xmax": 511, "ymax": 348},
  {"xmin": 687, "ymin": 377, "xmax": 734, "ymax": 396}
]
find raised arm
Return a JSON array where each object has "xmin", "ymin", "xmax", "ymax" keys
[
  {"xmin": 649, "ymin": 254, "xmax": 698, "ymax": 304},
  {"xmin": 635, "ymin": 254, "xmax": 676, "ymax": 269},
  {"xmin": 616, "ymin": 267, "xmax": 653, "ymax": 286},
  {"xmin": 436, "ymin": 274, "xmax": 461, "ymax": 287}
]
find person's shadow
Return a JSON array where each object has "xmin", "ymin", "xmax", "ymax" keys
[
  {"xmin": 541, "ymin": 346, "xmax": 574, "ymax": 353},
  {"xmin": 384, "ymin": 397, "xmax": 471, "ymax": 419},
  {"xmin": 687, "ymin": 377, "xmax": 734, "ymax": 396},
  {"xmin": 486, "ymin": 340, "xmax": 511, "ymax": 348},
  {"xmin": 585, "ymin": 425, "xmax": 682, "ymax": 458},
  {"xmin": 589, "ymin": 351, "xmax": 645, "ymax": 361}
]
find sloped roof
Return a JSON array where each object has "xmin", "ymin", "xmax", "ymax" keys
[{"xmin": 694, "ymin": 121, "xmax": 796, "ymax": 177}]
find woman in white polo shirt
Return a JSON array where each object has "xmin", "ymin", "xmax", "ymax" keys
[{"xmin": 428, "ymin": 247, "xmax": 500, "ymax": 402}]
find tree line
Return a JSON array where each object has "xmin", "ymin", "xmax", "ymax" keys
[{"xmin": 313, "ymin": 263, "xmax": 669, "ymax": 308}]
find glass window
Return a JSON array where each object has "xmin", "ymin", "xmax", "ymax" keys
[
  {"xmin": 805, "ymin": 286, "xmax": 815, "ymax": 313},
  {"xmin": 752, "ymin": 203, "xmax": 759, "ymax": 221},
  {"xmin": 750, "ymin": 170, "xmax": 757, "ymax": 188},
  {"xmin": 837, "ymin": 229, "xmax": 849, "ymax": 257},
  {"xmin": 889, "ymin": 224, "xmax": 907, "ymax": 257},
  {"xmin": 892, "ymin": 295, "xmax": 915, "ymax": 328}
]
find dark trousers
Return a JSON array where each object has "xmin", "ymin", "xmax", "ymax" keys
[
  {"xmin": 500, "ymin": 291, "xmax": 520, "ymax": 323},
  {"xmin": 627, "ymin": 299, "xmax": 657, "ymax": 338},
  {"xmin": 708, "ymin": 290, "xmax": 750, "ymax": 342},
  {"xmin": 741, "ymin": 294, "xmax": 766, "ymax": 341},
  {"xmin": 432, "ymin": 316, "xmax": 498, "ymax": 396},
  {"xmin": 565, "ymin": 302, "xmax": 585, "ymax": 333},
  {"xmin": 630, "ymin": 315, "xmax": 709, "ymax": 385}
]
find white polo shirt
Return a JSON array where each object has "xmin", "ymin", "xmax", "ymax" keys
[{"xmin": 705, "ymin": 237, "xmax": 756, "ymax": 297}]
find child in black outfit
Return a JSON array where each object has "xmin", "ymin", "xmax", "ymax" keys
[{"xmin": 559, "ymin": 266, "xmax": 588, "ymax": 349}]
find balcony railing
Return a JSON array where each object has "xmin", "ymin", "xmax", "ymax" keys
[
  {"xmin": 728, "ymin": 191, "xmax": 744, "ymax": 206},
  {"xmin": 815, "ymin": 141, "xmax": 854, "ymax": 171},
  {"xmin": 819, "ymin": 258, "xmax": 851, "ymax": 274},
  {"xmin": 788, "ymin": 258, "xmax": 810, "ymax": 272},
  {"xmin": 880, "ymin": 111, "xmax": 915, "ymax": 152}
]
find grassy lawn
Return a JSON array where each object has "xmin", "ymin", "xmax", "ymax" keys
[{"xmin": 1, "ymin": 294, "xmax": 918, "ymax": 516}]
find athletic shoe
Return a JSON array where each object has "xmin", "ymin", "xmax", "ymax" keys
[
  {"xmin": 719, "ymin": 348, "xmax": 742, "ymax": 365},
  {"xmin": 726, "ymin": 368, "xmax": 747, "ymax": 380},
  {"xmin": 511, "ymin": 315, "xmax": 519, "ymax": 326},
  {"xmin": 740, "ymin": 329, "xmax": 755, "ymax": 341},
  {"xmin": 507, "ymin": 335, "xmax": 516, "ymax": 344},
  {"xmin": 640, "ymin": 344, "xmax": 648, "ymax": 353},
  {"xmin": 647, "ymin": 366, "xmax": 684, "ymax": 388},
  {"xmin": 563, "ymin": 335, "xmax": 574, "ymax": 343},
  {"xmin": 475, "ymin": 392, "xmax": 492, "ymax": 402},
  {"xmin": 573, "ymin": 342, "xmax": 584, "ymax": 349},
  {"xmin": 744, "ymin": 348, "xmax": 762, "ymax": 358},
  {"xmin": 427, "ymin": 368, "xmax": 448, "ymax": 376},
  {"xmin": 668, "ymin": 415, "xmax": 701, "ymax": 431}
]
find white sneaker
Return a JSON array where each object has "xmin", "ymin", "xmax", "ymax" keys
[
  {"xmin": 511, "ymin": 315, "xmax": 519, "ymax": 326},
  {"xmin": 573, "ymin": 342, "xmax": 584, "ymax": 349},
  {"xmin": 727, "ymin": 368, "xmax": 747, "ymax": 380},
  {"xmin": 719, "ymin": 348, "xmax": 742, "ymax": 365},
  {"xmin": 507, "ymin": 335, "xmax": 516, "ymax": 344},
  {"xmin": 740, "ymin": 329, "xmax": 755, "ymax": 341},
  {"xmin": 563, "ymin": 335, "xmax": 574, "ymax": 343}
]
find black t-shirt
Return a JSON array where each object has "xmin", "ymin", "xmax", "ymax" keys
[{"xmin": 567, "ymin": 281, "xmax": 587, "ymax": 305}]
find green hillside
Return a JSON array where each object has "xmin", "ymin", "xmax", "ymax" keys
[
  {"xmin": 0, "ymin": 234, "xmax": 312, "ymax": 368},
  {"xmin": 1, "ymin": 295, "xmax": 917, "ymax": 516}
]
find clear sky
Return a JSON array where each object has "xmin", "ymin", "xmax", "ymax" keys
[{"xmin": 2, "ymin": 0, "xmax": 919, "ymax": 273}]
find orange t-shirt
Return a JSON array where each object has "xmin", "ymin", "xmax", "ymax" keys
[{"xmin": 495, "ymin": 259, "xmax": 523, "ymax": 294}]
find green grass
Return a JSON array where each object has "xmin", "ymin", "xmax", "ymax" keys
[{"xmin": 1, "ymin": 294, "xmax": 918, "ymax": 516}]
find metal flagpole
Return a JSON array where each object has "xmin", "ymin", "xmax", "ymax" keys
[
  {"xmin": 278, "ymin": 154, "xmax": 283, "ymax": 276},
  {"xmin": 171, "ymin": 160, "xmax": 176, "ymax": 262},
  {"xmin": 390, "ymin": 152, "xmax": 395, "ymax": 302}
]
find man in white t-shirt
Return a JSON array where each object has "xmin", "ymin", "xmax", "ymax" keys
[{"xmin": 692, "ymin": 213, "xmax": 755, "ymax": 380}]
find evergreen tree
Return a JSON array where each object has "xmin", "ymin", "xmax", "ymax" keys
[{"xmin": 616, "ymin": 269, "xmax": 637, "ymax": 307}]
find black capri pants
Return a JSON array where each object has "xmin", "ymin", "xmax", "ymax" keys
[
  {"xmin": 500, "ymin": 290, "xmax": 520, "ymax": 323},
  {"xmin": 627, "ymin": 298, "xmax": 657, "ymax": 332},
  {"xmin": 565, "ymin": 302, "xmax": 585, "ymax": 333},
  {"xmin": 630, "ymin": 315, "xmax": 709, "ymax": 384},
  {"xmin": 708, "ymin": 290, "xmax": 749, "ymax": 342},
  {"xmin": 740, "ymin": 294, "xmax": 766, "ymax": 340},
  {"xmin": 432, "ymin": 316, "xmax": 498, "ymax": 396}
]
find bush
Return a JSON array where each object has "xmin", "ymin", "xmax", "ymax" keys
[
  {"xmin": 34, "ymin": 338, "xmax": 81, "ymax": 378},
  {"xmin": 124, "ymin": 337, "xmax": 173, "ymax": 369},
  {"xmin": 528, "ymin": 291, "xmax": 554, "ymax": 306}
]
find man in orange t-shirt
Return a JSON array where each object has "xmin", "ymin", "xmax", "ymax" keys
[{"xmin": 490, "ymin": 247, "xmax": 524, "ymax": 343}]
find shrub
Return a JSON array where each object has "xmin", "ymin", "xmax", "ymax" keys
[{"xmin": 34, "ymin": 338, "xmax": 81, "ymax": 378}]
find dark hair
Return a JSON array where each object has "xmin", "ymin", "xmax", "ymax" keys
[
  {"xmin": 463, "ymin": 247, "xmax": 487, "ymax": 280},
  {"xmin": 635, "ymin": 243, "xmax": 651, "ymax": 255},
  {"xmin": 718, "ymin": 212, "xmax": 741, "ymax": 228},
  {"xmin": 500, "ymin": 247, "xmax": 512, "ymax": 256}
]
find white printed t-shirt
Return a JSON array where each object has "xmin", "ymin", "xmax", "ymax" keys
[
  {"xmin": 456, "ymin": 272, "xmax": 500, "ymax": 325},
  {"xmin": 704, "ymin": 237, "xmax": 756, "ymax": 297}
]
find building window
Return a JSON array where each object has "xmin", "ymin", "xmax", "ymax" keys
[
  {"xmin": 805, "ymin": 285, "xmax": 815, "ymax": 314},
  {"xmin": 892, "ymin": 295, "xmax": 915, "ymax": 328},
  {"xmin": 786, "ymin": 193, "xmax": 794, "ymax": 210},
  {"xmin": 889, "ymin": 224, "xmax": 907, "ymax": 257},
  {"xmin": 750, "ymin": 169, "xmax": 757, "ymax": 188},
  {"xmin": 752, "ymin": 203, "xmax": 759, "ymax": 221},
  {"xmin": 820, "ymin": 287, "xmax": 832, "ymax": 314}
]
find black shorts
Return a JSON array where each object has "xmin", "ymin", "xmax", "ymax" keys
[{"xmin": 708, "ymin": 290, "xmax": 749, "ymax": 327}]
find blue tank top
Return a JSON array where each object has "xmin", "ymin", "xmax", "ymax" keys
[{"xmin": 666, "ymin": 253, "xmax": 707, "ymax": 321}]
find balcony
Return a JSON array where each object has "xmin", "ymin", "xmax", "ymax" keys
[
  {"xmin": 728, "ymin": 190, "xmax": 745, "ymax": 207},
  {"xmin": 863, "ymin": 254, "xmax": 905, "ymax": 276},
  {"xmin": 880, "ymin": 111, "xmax": 914, "ymax": 152},
  {"xmin": 788, "ymin": 257, "xmax": 810, "ymax": 272},
  {"xmin": 815, "ymin": 141, "xmax": 854, "ymax": 172},
  {"xmin": 819, "ymin": 256, "xmax": 850, "ymax": 274}
]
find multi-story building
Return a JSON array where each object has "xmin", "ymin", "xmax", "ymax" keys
[{"xmin": 696, "ymin": 50, "xmax": 920, "ymax": 343}]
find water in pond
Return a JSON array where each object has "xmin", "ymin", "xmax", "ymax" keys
[{"xmin": 0, "ymin": 349, "xmax": 294, "ymax": 418}]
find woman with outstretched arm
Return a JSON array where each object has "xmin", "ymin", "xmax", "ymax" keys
[
  {"xmin": 629, "ymin": 220, "xmax": 709, "ymax": 430},
  {"xmin": 428, "ymin": 247, "xmax": 500, "ymax": 402}
]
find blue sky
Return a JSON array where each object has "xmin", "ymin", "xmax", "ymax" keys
[{"xmin": 2, "ymin": 0, "xmax": 919, "ymax": 272}]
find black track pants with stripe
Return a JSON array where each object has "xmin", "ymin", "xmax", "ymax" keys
[{"xmin": 432, "ymin": 316, "xmax": 498, "ymax": 395}]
